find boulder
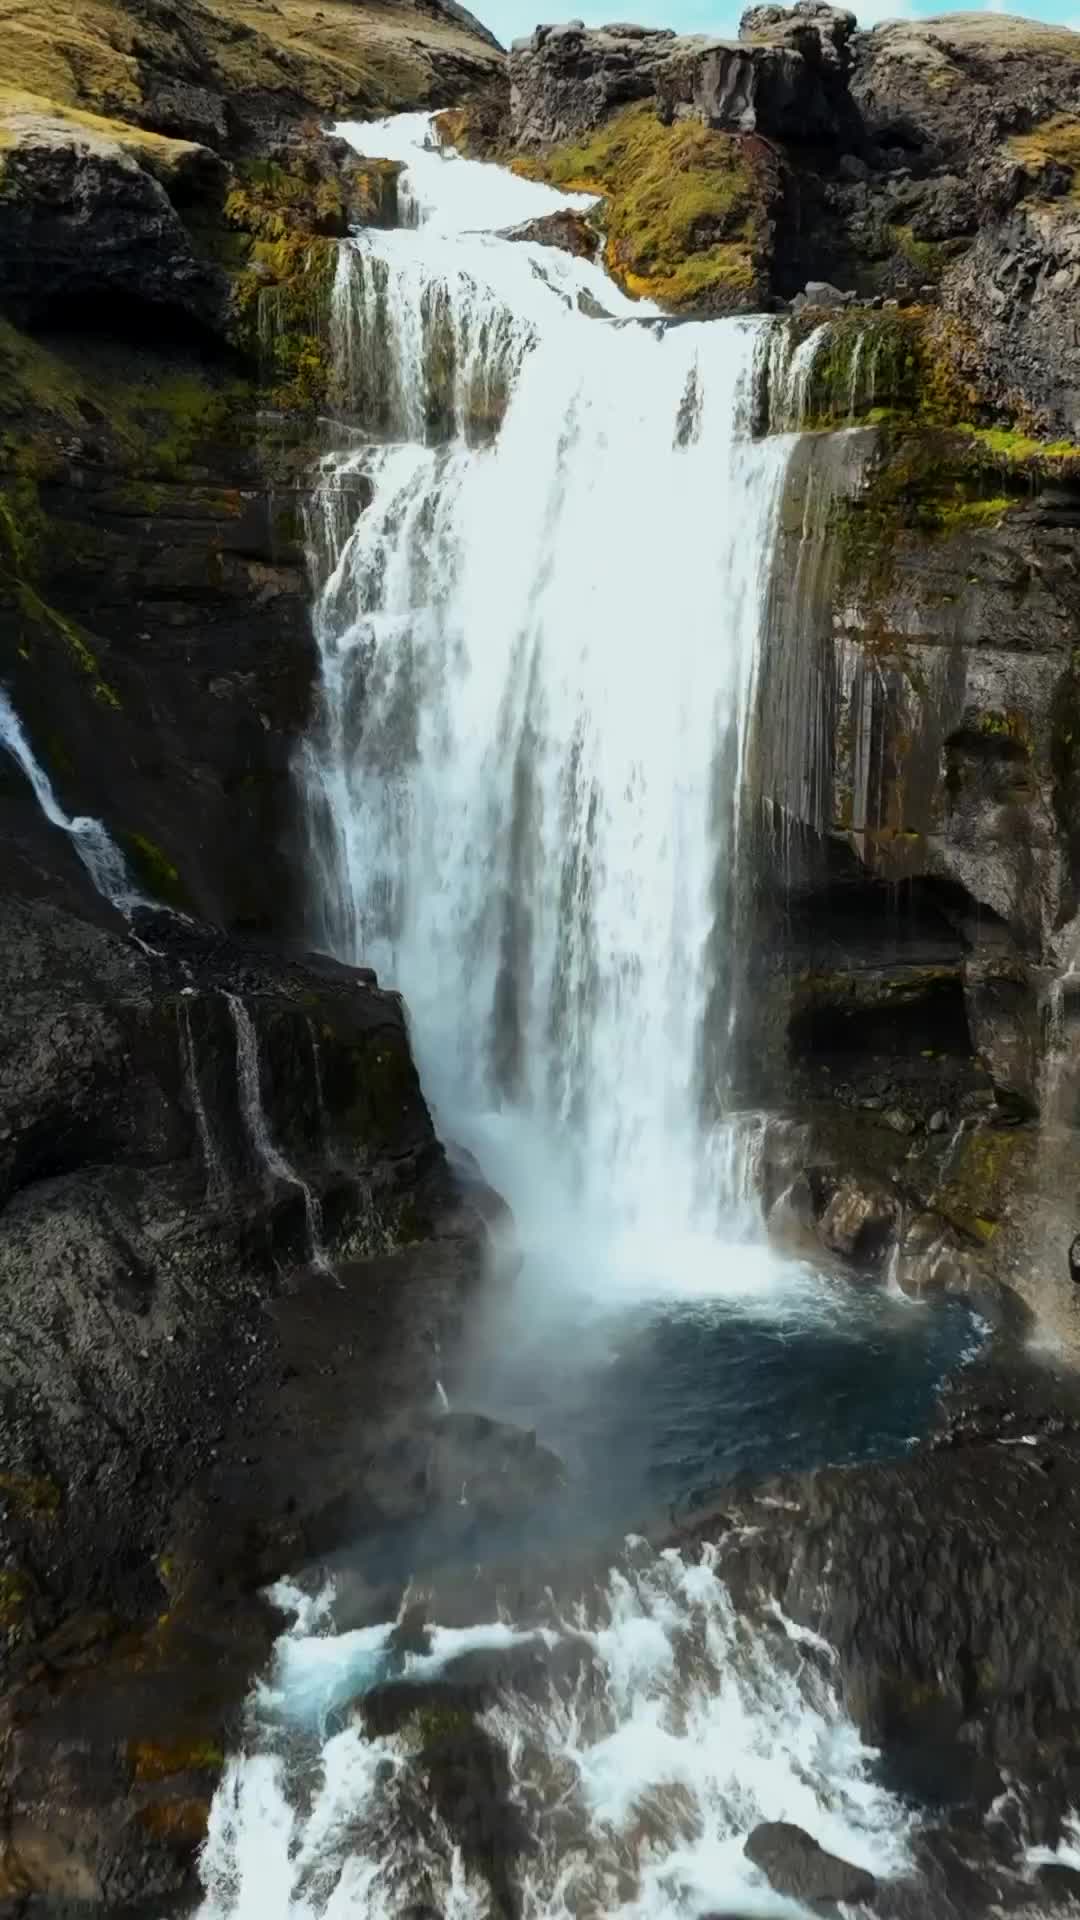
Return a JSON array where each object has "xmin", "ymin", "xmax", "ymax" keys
[
  {"xmin": 0, "ymin": 103, "xmax": 227, "ymax": 326},
  {"xmin": 654, "ymin": 37, "xmax": 854, "ymax": 143},
  {"xmin": 499, "ymin": 208, "xmax": 599, "ymax": 257},
  {"xmin": 817, "ymin": 1172, "xmax": 899, "ymax": 1260},
  {"xmin": 851, "ymin": 15, "xmax": 1080, "ymax": 167},
  {"xmin": 509, "ymin": 22, "xmax": 674, "ymax": 146},
  {"xmin": 744, "ymin": 1821, "xmax": 877, "ymax": 1905}
]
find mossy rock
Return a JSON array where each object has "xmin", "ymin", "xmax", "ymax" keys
[
  {"xmin": 930, "ymin": 1121, "xmax": 1028, "ymax": 1245},
  {"xmin": 1008, "ymin": 113, "xmax": 1080, "ymax": 199},
  {"xmin": 119, "ymin": 832, "xmax": 192, "ymax": 910},
  {"xmin": 514, "ymin": 100, "xmax": 769, "ymax": 312},
  {"xmin": 779, "ymin": 304, "xmax": 1080, "ymax": 465}
]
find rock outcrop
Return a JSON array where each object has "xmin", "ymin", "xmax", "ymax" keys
[
  {"xmin": 491, "ymin": 3, "xmax": 1080, "ymax": 419},
  {"xmin": 744, "ymin": 1821, "xmax": 877, "ymax": 1905},
  {"xmin": 509, "ymin": 3, "xmax": 858, "ymax": 149},
  {"xmin": 0, "ymin": 892, "xmax": 497, "ymax": 1652}
]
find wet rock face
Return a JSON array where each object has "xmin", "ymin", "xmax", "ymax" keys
[
  {"xmin": 744, "ymin": 1821, "xmax": 876, "ymax": 1905},
  {"xmin": 0, "ymin": 893, "xmax": 494, "ymax": 1664}
]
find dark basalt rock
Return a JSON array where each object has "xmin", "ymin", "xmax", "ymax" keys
[
  {"xmin": 499, "ymin": 208, "xmax": 599, "ymax": 257},
  {"xmin": 744, "ymin": 1821, "xmax": 877, "ymax": 1906},
  {"xmin": 0, "ymin": 127, "xmax": 228, "ymax": 330},
  {"xmin": 508, "ymin": 3, "xmax": 858, "ymax": 148},
  {"xmin": 509, "ymin": 21, "xmax": 674, "ymax": 146},
  {"xmin": 0, "ymin": 891, "xmax": 500, "ymax": 1666}
]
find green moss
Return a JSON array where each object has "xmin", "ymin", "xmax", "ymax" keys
[
  {"xmin": 0, "ymin": 478, "xmax": 122, "ymax": 705},
  {"xmin": 120, "ymin": 831, "xmax": 190, "ymax": 908},
  {"xmin": 409, "ymin": 1704, "xmax": 474, "ymax": 1746},
  {"xmin": 0, "ymin": 1566, "xmax": 30, "ymax": 1627},
  {"xmin": 885, "ymin": 221, "xmax": 950, "ymax": 283},
  {"xmin": 1009, "ymin": 113, "xmax": 1080, "ymax": 194},
  {"xmin": 931, "ymin": 1122, "xmax": 1025, "ymax": 1244},
  {"xmin": 515, "ymin": 102, "xmax": 763, "ymax": 312},
  {"xmin": 0, "ymin": 1472, "xmax": 60, "ymax": 1515},
  {"xmin": 830, "ymin": 426, "xmax": 1019, "ymax": 603}
]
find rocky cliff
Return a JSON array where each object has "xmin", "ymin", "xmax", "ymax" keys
[{"xmin": 0, "ymin": 5, "xmax": 509, "ymax": 1906}]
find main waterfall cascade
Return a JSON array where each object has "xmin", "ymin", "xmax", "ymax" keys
[
  {"xmin": 302, "ymin": 112, "xmax": 798, "ymax": 1249},
  {"xmin": 197, "ymin": 118, "xmax": 983, "ymax": 1918}
]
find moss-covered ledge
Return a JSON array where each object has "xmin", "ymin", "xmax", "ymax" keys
[{"xmin": 441, "ymin": 98, "xmax": 777, "ymax": 313}]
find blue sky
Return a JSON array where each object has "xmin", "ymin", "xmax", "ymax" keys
[{"xmin": 485, "ymin": 0, "xmax": 1079, "ymax": 49}]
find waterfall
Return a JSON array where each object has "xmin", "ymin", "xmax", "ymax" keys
[
  {"xmin": 179, "ymin": 996, "xmax": 226, "ymax": 1204},
  {"xmin": 0, "ymin": 687, "xmax": 140, "ymax": 909},
  {"xmin": 227, "ymin": 993, "xmax": 328, "ymax": 1271},
  {"xmin": 302, "ymin": 113, "xmax": 798, "ymax": 1253},
  {"xmin": 195, "ymin": 115, "xmax": 969, "ymax": 1920}
]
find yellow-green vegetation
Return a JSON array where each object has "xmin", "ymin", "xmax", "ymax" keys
[
  {"xmin": 1009, "ymin": 113, "xmax": 1080, "ymax": 196},
  {"xmin": 931, "ymin": 1121, "xmax": 1027, "ymax": 1245},
  {"xmin": 514, "ymin": 101, "xmax": 764, "ymax": 311},
  {"xmin": 129, "ymin": 1736, "xmax": 225, "ymax": 1783},
  {"xmin": 784, "ymin": 307, "xmax": 989, "ymax": 434},
  {"xmin": 408, "ymin": 1703, "xmax": 474, "ymax": 1747},
  {"xmin": 0, "ymin": 0, "xmax": 501, "ymax": 134},
  {"xmin": 831, "ymin": 427, "xmax": 1016, "ymax": 596},
  {"xmin": 120, "ymin": 832, "xmax": 190, "ymax": 908},
  {"xmin": 0, "ymin": 1472, "xmax": 60, "ymax": 1515},
  {"xmin": 0, "ymin": 1566, "xmax": 30, "ymax": 1628},
  {"xmin": 0, "ymin": 467, "xmax": 123, "ymax": 706},
  {"xmin": 222, "ymin": 155, "xmax": 344, "ymax": 412},
  {"xmin": 0, "ymin": 84, "xmax": 205, "ymax": 184},
  {"xmin": 884, "ymin": 221, "xmax": 952, "ymax": 283}
]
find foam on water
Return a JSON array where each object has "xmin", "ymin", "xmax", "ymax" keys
[{"xmin": 199, "ymin": 1547, "xmax": 916, "ymax": 1920}]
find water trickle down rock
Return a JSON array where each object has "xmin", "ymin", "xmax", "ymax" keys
[
  {"xmin": 0, "ymin": 687, "xmax": 141, "ymax": 912},
  {"xmin": 226, "ymin": 991, "xmax": 329, "ymax": 1272},
  {"xmin": 179, "ymin": 996, "xmax": 227, "ymax": 1205}
]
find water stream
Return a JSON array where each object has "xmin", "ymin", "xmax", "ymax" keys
[
  {"xmin": 199, "ymin": 114, "xmax": 981, "ymax": 1918},
  {"xmin": 0, "ymin": 686, "xmax": 140, "ymax": 909}
]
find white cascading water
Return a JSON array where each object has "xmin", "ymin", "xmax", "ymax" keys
[
  {"xmin": 302, "ymin": 113, "xmax": 796, "ymax": 1265},
  {"xmin": 0, "ymin": 686, "xmax": 141, "ymax": 909},
  {"xmin": 227, "ymin": 992, "xmax": 328, "ymax": 1270},
  {"xmin": 196, "ymin": 118, "xmax": 924, "ymax": 1919},
  {"xmin": 201, "ymin": 1546, "xmax": 914, "ymax": 1920}
]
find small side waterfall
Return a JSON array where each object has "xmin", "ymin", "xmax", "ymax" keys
[
  {"xmin": 227, "ymin": 993, "xmax": 328, "ymax": 1272},
  {"xmin": 179, "ymin": 997, "xmax": 226, "ymax": 1204},
  {"xmin": 0, "ymin": 687, "xmax": 140, "ymax": 909}
]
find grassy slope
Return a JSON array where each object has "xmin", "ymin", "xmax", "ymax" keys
[
  {"xmin": 0, "ymin": 0, "xmax": 502, "ymax": 130},
  {"xmin": 512, "ymin": 101, "xmax": 767, "ymax": 312}
]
